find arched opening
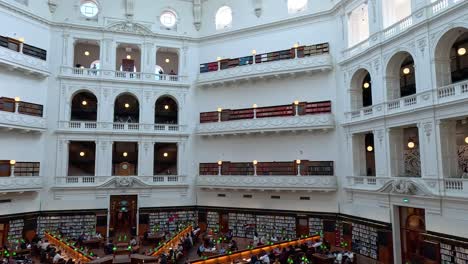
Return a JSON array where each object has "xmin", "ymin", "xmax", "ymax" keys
[
  {"xmin": 68, "ymin": 141, "xmax": 96, "ymax": 176},
  {"xmin": 71, "ymin": 91, "xmax": 98, "ymax": 121},
  {"xmin": 385, "ymin": 52, "xmax": 416, "ymax": 100},
  {"xmin": 156, "ymin": 47, "xmax": 179, "ymax": 79},
  {"xmin": 73, "ymin": 40, "xmax": 100, "ymax": 70},
  {"xmin": 154, "ymin": 143, "xmax": 177, "ymax": 175},
  {"xmin": 434, "ymin": 28, "xmax": 468, "ymax": 87},
  {"xmin": 382, "ymin": 0, "xmax": 411, "ymax": 28},
  {"xmin": 347, "ymin": 3, "xmax": 369, "ymax": 47},
  {"xmin": 114, "ymin": 93, "xmax": 139, "ymax": 123},
  {"xmin": 116, "ymin": 43, "xmax": 141, "ymax": 72},
  {"xmin": 349, "ymin": 69, "xmax": 372, "ymax": 111},
  {"xmin": 112, "ymin": 142, "xmax": 138, "ymax": 176},
  {"xmin": 215, "ymin": 6, "xmax": 232, "ymax": 30},
  {"xmin": 155, "ymin": 96, "xmax": 178, "ymax": 124}
]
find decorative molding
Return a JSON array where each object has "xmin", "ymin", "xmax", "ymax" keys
[
  {"xmin": 197, "ymin": 54, "xmax": 333, "ymax": 87},
  {"xmin": 0, "ymin": 177, "xmax": 43, "ymax": 192},
  {"xmin": 193, "ymin": 0, "xmax": 202, "ymax": 31},
  {"xmin": 48, "ymin": 0, "xmax": 57, "ymax": 13},
  {"xmin": 0, "ymin": 111, "xmax": 46, "ymax": 132},
  {"xmin": 53, "ymin": 176, "xmax": 189, "ymax": 190},
  {"xmin": 197, "ymin": 175, "xmax": 338, "ymax": 192},
  {"xmin": 0, "ymin": 46, "xmax": 49, "ymax": 77},
  {"xmin": 253, "ymin": 0, "xmax": 262, "ymax": 17},
  {"xmin": 197, "ymin": 114, "xmax": 335, "ymax": 136},
  {"xmin": 106, "ymin": 21, "xmax": 153, "ymax": 35}
]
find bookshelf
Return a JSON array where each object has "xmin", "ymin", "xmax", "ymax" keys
[
  {"xmin": 7, "ymin": 219, "xmax": 24, "ymax": 245},
  {"xmin": 37, "ymin": 215, "xmax": 96, "ymax": 239},
  {"xmin": 0, "ymin": 97, "xmax": 15, "ymax": 113},
  {"xmin": 18, "ymin": 101, "xmax": 44, "ymax": 117},
  {"xmin": 207, "ymin": 211, "xmax": 219, "ymax": 231},
  {"xmin": 304, "ymin": 161, "xmax": 334, "ymax": 176},
  {"xmin": 199, "ymin": 163, "xmax": 219, "ymax": 175},
  {"xmin": 256, "ymin": 215, "xmax": 296, "ymax": 240},
  {"xmin": 256, "ymin": 162, "xmax": 296, "ymax": 176},
  {"xmin": 228, "ymin": 213, "xmax": 255, "ymax": 238},
  {"xmin": 14, "ymin": 162, "xmax": 40, "ymax": 176},
  {"xmin": 351, "ymin": 223, "xmax": 378, "ymax": 260},
  {"xmin": 335, "ymin": 220, "xmax": 343, "ymax": 248},
  {"xmin": 308, "ymin": 218, "xmax": 323, "ymax": 236},
  {"xmin": 148, "ymin": 210, "xmax": 197, "ymax": 233},
  {"xmin": 199, "ymin": 43, "xmax": 329, "ymax": 74},
  {"xmin": 0, "ymin": 34, "xmax": 47, "ymax": 61},
  {"xmin": 440, "ymin": 242, "xmax": 468, "ymax": 264},
  {"xmin": 199, "ymin": 101, "xmax": 332, "ymax": 124}
]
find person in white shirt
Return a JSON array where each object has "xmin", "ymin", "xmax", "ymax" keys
[
  {"xmin": 53, "ymin": 251, "xmax": 63, "ymax": 263},
  {"xmin": 259, "ymin": 252, "xmax": 270, "ymax": 264},
  {"xmin": 335, "ymin": 252, "xmax": 343, "ymax": 264},
  {"xmin": 41, "ymin": 240, "xmax": 50, "ymax": 250},
  {"xmin": 253, "ymin": 232, "xmax": 260, "ymax": 246}
]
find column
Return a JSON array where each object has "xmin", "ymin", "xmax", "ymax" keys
[
  {"xmin": 142, "ymin": 41, "xmax": 156, "ymax": 74},
  {"xmin": 391, "ymin": 205, "xmax": 403, "ymax": 264},
  {"xmin": 100, "ymin": 37, "xmax": 116, "ymax": 71},
  {"xmin": 57, "ymin": 139, "xmax": 70, "ymax": 176},
  {"xmin": 437, "ymin": 120, "xmax": 458, "ymax": 178},
  {"xmin": 388, "ymin": 128, "xmax": 404, "ymax": 177},
  {"xmin": 414, "ymin": 36, "xmax": 433, "ymax": 92},
  {"xmin": 180, "ymin": 46, "xmax": 188, "ymax": 77},
  {"xmin": 137, "ymin": 141, "xmax": 153, "ymax": 177},
  {"xmin": 418, "ymin": 121, "xmax": 439, "ymax": 178},
  {"xmin": 432, "ymin": 58, "xmax": 452, "ymax": 87},
  {"xmin": 96, "ymin": 140, "xmax": 112, "ymax": 176},
  {"xmin": 351, "ymin": 134, "xmax": 366, "ymax": 176},
  {"xmin": 141, "ymin": 92, "xmax": 156, "ymax": 125},
  {"xmin": 177, "ymin": 141, "xmax": 186, "ymax": 175},
  {"xmin": 61, "ymin": 32, "xmax": 74, "ymax": 67},
  {"xmin": 374, "ymin": 129, "xmax": 388, "ymax": 177},
  {"xmin": 368, "ymin": 0, "xmax": 381, "ymax": 35}
]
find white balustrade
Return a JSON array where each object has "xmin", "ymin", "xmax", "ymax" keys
[
  {"xmin": 58, "ymin": 121, "xmax": 186, "ymax": 134},
  {"xmin": 55, "ymin": 175, "xmax": 187, "ymax": 187},
  {"xmin": 60, "ymin": 67, "xmax": 188, "ymax": 85}
]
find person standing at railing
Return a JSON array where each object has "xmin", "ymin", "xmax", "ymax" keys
[{"xmin": 169, "ymin": 69, "xmax": 176, "ymax": 81}]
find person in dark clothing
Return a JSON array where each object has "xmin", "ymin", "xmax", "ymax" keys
[{"xmin": 250, "ymin": 255, "xmax": 259, "ymax": 264}]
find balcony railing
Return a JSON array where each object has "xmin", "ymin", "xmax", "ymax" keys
[
  {"xmin": 197, "ymin": 44, "xmax": 332, "ymax": 86},
  {"xmin": 197, "ymin": 175, "xmax": 337, "ymax": 192},
  {"xmin": 54, "ymin": 175, "xmax": 188, "ymax": 188},
  {"xmin": 346, "ymin": 176, "xmax": 468, "ymax": 198},
  {"xmin": 0, "ymin": 176, "xmax": 43, "ymax": 192},
  {"xmin": 60, "ymin": 66, "xmax": 189, "ymax": 86},
  {"xmin": 57, "ymin": 121, "xmax": 187, "ymax": 135},
  {"xmin": 342, "ymin": 0, "xmax": 466, "ymax": 60},
  {"xmin": 345, "ymin": 79, "xmax": 468, "ymax": 123},
  {"xmin": 0, "ymin": 98, "xmax": 46, "ymax": 131},
  {"xmin": 0, "ymin": 35, "xmax": 49, "ymax": 77}
]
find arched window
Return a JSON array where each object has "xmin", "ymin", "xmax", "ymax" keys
[
  {"xmin": 288, "ymin": 0, "xmax": 308, "ymax": 14},
  {"xmin": 155, "ymin": 96, "xmax": 178, "ymax": 124},
  {"xmin": 349, "ymin": 69, "xmax": 372, "ymax": 111},
  {"xmin": 114, "ymin": 93, "xmax": 140, "ymax": 123},
  {"xmin": 385, "ymin": 52, "xmax": 416, "ymax": 100},
  {"xmin": 80, "ymin": 0, "xmax": 99, "ymax": 18},
  {"xmin": 71, "ymin": 91, "xmax": 98, "ymax": 121},
  {"xmin": 160, "ymin": 10, "xmax": 177, "ymax": 28},
  {"xmin": 216, "ymin": 6, "xmax": 232, "ymax": 30},
  {"xmin": 347, "ymin": 3, "xmax": 369, "ymax": 47}
]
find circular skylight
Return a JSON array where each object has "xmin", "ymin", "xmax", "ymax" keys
[
  {"xmin": 160, "ymin": 11, "xmax": 177, "ymax": 28},
  {"xmin": 288, "ymin": 0, "xmax": 308, "ymax": 14},
  {"xmin": 216, "ymin": 6, "xmax": 232, "ymax": 30},
  {"xmin": 80, "ymin": 1, "xmax": 99, "ymax": 18}
]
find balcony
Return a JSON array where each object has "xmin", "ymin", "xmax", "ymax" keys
[
  {"xmin": 0, "ymin": 176, "xmax": 43, "ymax": 193},
  {"xmin": 53, "ymin": 175, "xmax": 189, "ymax": 190},
  {"xmin": 0, "ymin": 98, "xmax": 46, "ymax": 132},
  {"xmin": 57, "ymin": 121, "xmax": 189, "ymax": 136},
  {"xmin": 0, "ymin": 37, "xmax": 49, "ymax": 77},
  {"xmin": 345, "ymin": 80, "xmax": 468, "ymax": 124},
  {"xmin": 59, "ymin": 66, "xmax": 190, "ymax": 87},
  {"xmin": 346, "ymin": 176, "xmax": 468, "ymax": 199},
  {"xmin": 197, "ymin": 44, "xmax": 332, "ymax": 87},
  {"xmin": 197, "ymin": 175, "xmax": 337, "ymax": 192},
  {"xmin": 197, "ymin": 101, "xmax": 334, "ymax": 136},
  {"xmin": 342, "ymin": 0, "xmax": 466, "ymax": 61}
]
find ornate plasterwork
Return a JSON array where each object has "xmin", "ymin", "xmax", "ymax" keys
[
  {"xmin": 106, "ymin": 21, "xmax": 153, "ymax": 35},
  {"xmin": 0, "ymin": 46, "xmax": 49, "ymax": 77},
  {"xmin": 197, "ymin": 54, "xmax": 333, "ymax": 86},
  {"xmin": 196, "ymin": 114, "xmax": 335, "ymax": 136},
  {"xmin": 196, "ymin": 175, "xmax": 337, "ymax": 192},
  {"xmin": 0, "ymin": 177, "xmax": 43, "ymax": 192},
  {"xmin": 0, "ymin": 111, "xmax": 46, "ymax": 131}
]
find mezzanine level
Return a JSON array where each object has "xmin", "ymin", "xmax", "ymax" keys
[
  {"xmin": 0, "ymin": 35, "xmax": 48, "ymax": 77},
  {"xmin": 57, "ymin": 121, "xmax": 189, "ymax": 136},
  {"xmin": 197, "ymin": 175, "xmax": 337, "ymax": 192},
  {"xmin": 344, "ymin": 80, "xmax": 468, "ymax": 123},
  {"xmin": 346, "ymin": 176, "xmax": 468, "ymax": 199},
  {"xmin": 53, "ymin": 175, "xmax": 188, "ymax": 190},
  {"xmin": 0, "ymin": 176, "xmax": 42, "ymax": 193},
  {"xmin": 342, "ymin": 0, "xmax": 466, "ymax": 62},
  {"xmin": 0, "ymin": 97, "xmax": 45, "ymax": 132},
  {"xmin": 59, "ymin": 66, "xmax": 190, "ymax": 87}
]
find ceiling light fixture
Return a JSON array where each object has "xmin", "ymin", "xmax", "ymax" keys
[
  {"xmin": 407, "ymin": 140, "xmax": 416, "ymax": 149},
  {"xmin": 163, "ymin": 152, "xmax": 168, "ymax": 157},
  {"xmin": 79, "ymin": 152, "xmax": 86, "ymax": 157},
  {"xmin": 367, "ymin": 146, "xmax": 373, "ymax": 152},
  {"xmin": 363, "ymin": 82, "xmax": 370, "ymax": 89},
  {"xmin": 165, "ymin": 58, "xmax": 170, "ymax": 63},
  {"xmin": 82, "ymin": 100, "xmax": 87, "ymax": 106},
  {"xmin": 465, "ymin": 136, "xmax": 468, "ymax": 144},
  {"xmin": 164, "ymin": 105, "xmax": 169, "ymax": 110},
  {"xmin": 123, "ymin": 152, "xmax": 128, "ymax": 157},
  {"xmin": 124, "ymin": 103, "xmax": 130, "ymax": 108},
  {"xmin": 403, "ymin": 67, "xmax": 411, "ymax": 75},
  {"xmin": 84, "ymin": 51, "xmax": 90, "ymax": 56},
  {"xmin": 126, "ymin": 55, "xmax": 132, "ymax": 60},
  {"xmin": 458, "ymin": 47, "xmax": 467, "ymax": 56}
]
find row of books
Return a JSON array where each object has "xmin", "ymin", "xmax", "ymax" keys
[
  {"xmin": 199, "ymin": 43, "xmax": 329, "ymax": 73},
  {"xmin": 37, "ymin": 215, "xmax": 96, "ymax": 239},
  {"xmin": 199, "ymin": 161, "xmax": 334, "ymax": 176},
  {"xmin": 0, "ymin": 97, "xmax": 44, "ymax": 117},
  {"xmin": 199, "ymin": 101, "xmax": 332, "ymax": 123},
  {"xmin": 148, "ymin": 211, "xmax": 197, "ymax": 233},
  {"xmin": 440, "ymin": 242, "xmax": 468, "ymax": 264}
]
